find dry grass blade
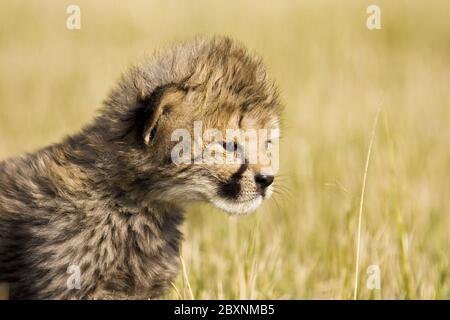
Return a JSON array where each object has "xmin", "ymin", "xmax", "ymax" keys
[
  {"xmin": 353, "ymin": 109, "xmax": 381, "ymax": 300},
  {"xmin": 180, "ymin": 255, "xmax": 195, "ymax": 300}
]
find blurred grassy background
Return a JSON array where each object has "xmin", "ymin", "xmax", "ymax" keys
[{"xmin": 0, "ymin": 0, "xmax": 449, "ymax": 299}]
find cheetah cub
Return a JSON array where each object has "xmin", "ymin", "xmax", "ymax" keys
[{"xmin": 0, "ymin": 36, "xmax": 282, "ymax": 299}]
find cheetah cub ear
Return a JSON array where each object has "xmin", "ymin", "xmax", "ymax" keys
[{"xmin": 138, "ymin": 85, "xmax": 187, "ymax": 145}]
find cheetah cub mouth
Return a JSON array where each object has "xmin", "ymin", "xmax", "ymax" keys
[{"xmin": 210, "ymin": 193, "xmax": 266, "ymax": 216}]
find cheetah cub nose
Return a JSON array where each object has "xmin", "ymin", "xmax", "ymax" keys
[{"xmin": 255, "ymin": 174, "xmax": 274, "ymax": 189}]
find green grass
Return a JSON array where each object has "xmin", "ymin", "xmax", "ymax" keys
[{"xmin": 0, "ymin": 0, "xmax": 449, "ymax": 299}]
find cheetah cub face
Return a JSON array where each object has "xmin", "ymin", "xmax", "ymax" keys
[
  {"xmin": 140, "ymin": 86, "xmax": 280, "ymax": 215},
  {"xmin": 116, "ymin": 38, "xmax": 282, "ymax": 215}
]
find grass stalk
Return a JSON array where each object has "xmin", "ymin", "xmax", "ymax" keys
[{"xmin": 353, "ymin": 109, "xmax": 380, "ymax": 300}]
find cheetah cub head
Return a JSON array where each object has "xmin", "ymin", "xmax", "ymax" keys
[{"xmin": 102, "ymin": 37, "xmax": 282, "ymax": 215}]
